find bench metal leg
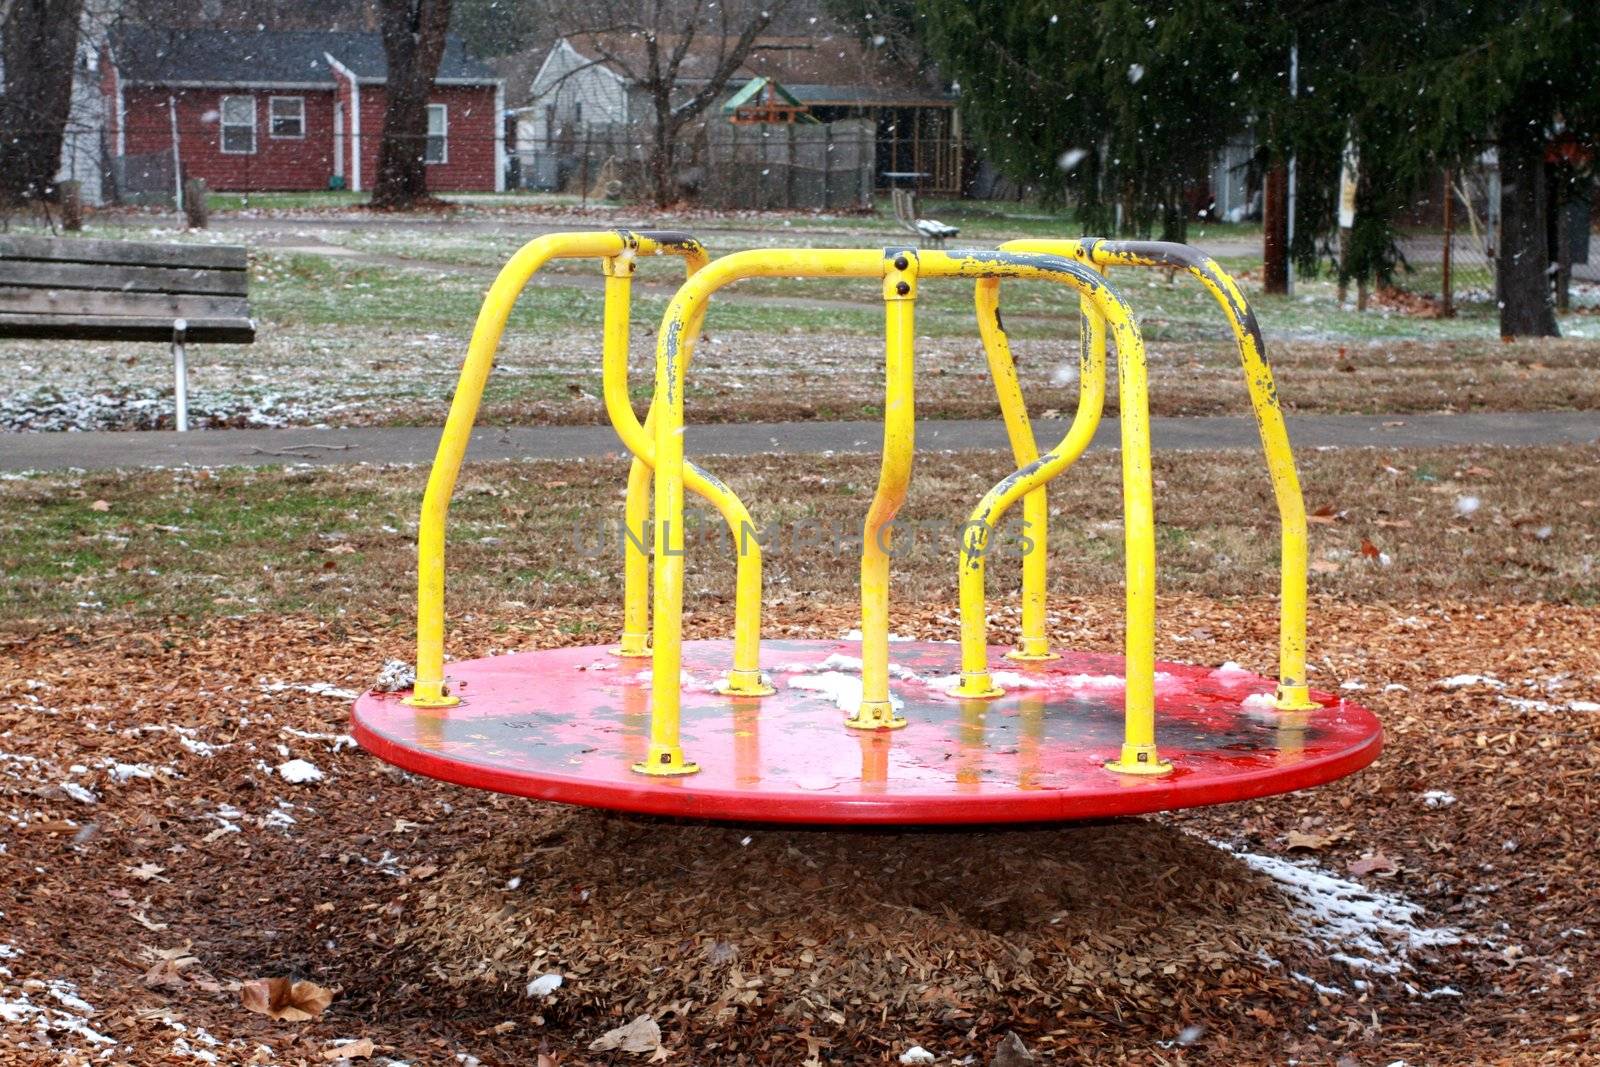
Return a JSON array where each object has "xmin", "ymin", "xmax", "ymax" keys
[{"xmin": 171, "ymin": 319, "xmax": 189, "ymax": 432}]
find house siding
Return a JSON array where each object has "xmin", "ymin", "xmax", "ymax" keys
[
  {"xmin": 109, "ymin": 81, "xmax": 498, "ymax": 193},
  {"xmin": 352, "ymin": 84, "xmax": 498, "ymax": 192},
  {"xmin": 526, "ymin": 39, "xmax": 629, "ymax": 144},
  {"xmin": 120, "ymin": 85, "xmax": 339, "ymax": 191}
]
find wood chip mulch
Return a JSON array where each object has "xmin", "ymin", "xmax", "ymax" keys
[{"xmin": 1, "ymin": 594, "xmax": 1596, "ymax": 1064}]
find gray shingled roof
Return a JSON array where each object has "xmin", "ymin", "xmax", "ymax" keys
[{"xmin": 108, "ymin": 26, "xmax": 496, "ymax": 86}]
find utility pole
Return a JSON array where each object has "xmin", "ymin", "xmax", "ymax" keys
[{"xmin": 1285, "ymin": 38, "xmax": 1298, "ymax": 298}]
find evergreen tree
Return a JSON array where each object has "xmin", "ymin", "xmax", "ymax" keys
[{"xmin": 914, "ymin": 0, "xmax": 1255, "ymax": 239}]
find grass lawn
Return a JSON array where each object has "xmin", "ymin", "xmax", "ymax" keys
[
  {"xmin": 4, "ymin": 445, "xmax": 1596, "ymax": 626},
  {"xmin": 4, "ymin": 205, "xmax": 1599, "ymax": 431}
]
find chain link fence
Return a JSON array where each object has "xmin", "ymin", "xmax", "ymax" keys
[{"xmin": 1389, "ymin": 167, "xmax": 1497, "ymax": 313}]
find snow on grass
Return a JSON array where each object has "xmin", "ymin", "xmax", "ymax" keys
[{"xmin": 1218, "ymin": 843, "xmax": 1460, "ymax": 975}]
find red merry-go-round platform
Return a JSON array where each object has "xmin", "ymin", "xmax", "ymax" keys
[{"xmin": 351, "ymin": 639, "xmax": 1381, "ymax": 825}]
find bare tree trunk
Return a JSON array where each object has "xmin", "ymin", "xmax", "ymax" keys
[
  {"xmin": 651, "ymin": 89, "xmax": 675, "ymax": 207},
  {"xmin": 0, "ymin": 0, "xmax": 85, "ymax": 204},
  {"xmin": 370, "ymin": 0, "xmax": 452, "ymax": 210},
  {"xmin": 1496, "ymin": 123, "xmax": 1559, "ymax": 338}
]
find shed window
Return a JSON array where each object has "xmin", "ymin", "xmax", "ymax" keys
[
  {"xmin": 425, "ymin": 103, "xmax": 447, "ymax": 164},
  {"xmin": 269, "ymin": 96, "xmax": 305, "ymax": 138},
  {"xmin": 220, "ymin": 95, "xmax": 255, "ymax": 154}
]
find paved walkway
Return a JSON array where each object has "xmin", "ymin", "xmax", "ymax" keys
[{"xmin": 2, "ymin": 412, "xmax": 1594, "ymax": 472}]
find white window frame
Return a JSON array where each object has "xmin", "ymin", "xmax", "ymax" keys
[
  {"xmin": 425, "ymin": 103, "xmax": 447, "ymax": 165},
  {"xmin": 268, "ymin": 95, "xmax": 305, "ymax": 139},
  {"xmin": 219, "ymin": 94, "xmax": 256, "ymax": 155}
]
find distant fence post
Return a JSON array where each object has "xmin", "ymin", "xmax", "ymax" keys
[
  {"xmin": 1441, "ymin": 168, "xmax": 1454, "ymax": 317},
  {"xmin": 59, "ymin": 180, "xmax": 83, "ymax": 231},
  {"xmin": 822, "ymin": 124, "xmax": 832, "ymax": 210}
]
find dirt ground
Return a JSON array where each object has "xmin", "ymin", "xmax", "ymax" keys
[{"xmin": 2, "ymin": 596, "xmax": 1596, "ymax": 1065}]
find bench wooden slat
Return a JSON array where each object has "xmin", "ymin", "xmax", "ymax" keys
[
  {"xmin": 0, "ymin": 235, "xmax": 248, "ymax": 271},
  {"xmin": 0, "ymin": 287, "xmax": 250, "ymax": 322},
  {"xmin": 0, "ymin": 313, "xmax": 254, "ymax": 344},
  {"xmin": 0, "ymin": 259, "xmax": 248, "ymax": 297}
]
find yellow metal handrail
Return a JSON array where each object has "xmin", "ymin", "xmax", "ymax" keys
[
  {"xmin": 640, "ymin": 247, "xmax": 1165, "ymax": 778},
  {"xmin": 988, "ymin": 238, "xmax": 1314, "ymax": 711},
  {"xmin": 408, "ymin": 229, "xmax": 731, "ymax": 707}
]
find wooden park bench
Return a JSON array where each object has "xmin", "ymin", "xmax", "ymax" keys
[
  {"xmin": 0, "ymin": 235, "xmax": 255, "ymax": 431},
  {"xmin": 890, "ymin": 187, "xmax": 960, "ymax": 249}
]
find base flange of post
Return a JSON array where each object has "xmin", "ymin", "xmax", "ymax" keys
[
  {"xmin": 1105, "ymin": 743, "xmax": 1174, "ymax": 777},
  {"xmin": 1272, "ymin": 683, "xmax": 1320, "ymax": 712},
  {"xmin": 718, "ymin": 669, "xmax": 776, "ymax": 697},
  {"xmin": 951, "ymin": 672, "xmax": 1006, "ymax": 699},
  {"xmin": 403, "ymin": 680, "xmax": 460, "ymax": 709},
  {"xmin": 845, "ymin": 700, "xmax": 908, "ymax": 731},
  {"xmin": 633, "ymin": 744, "xmax": 700, "ymax": 777}
]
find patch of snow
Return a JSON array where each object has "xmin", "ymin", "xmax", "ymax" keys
[
  {"xmin": 373, "ymin": 659, "xmax": 416, "ymax": 692},
  {"xmin": 59, "ymin": 782, "xmax": 98, "ymax": 805},
  {"xmin": 281, "ymin": 726, "xmax": 358, "ymax": 751},
  {"xmin": 1437, "ymin": 674, "xmax": 1504, "ymax": 690},
  {"xmin": 1218, "ymin": 843, "xmax": 1460, "ymax": 974},
  {"xmin": 526, "ymin": 973, "xmax": 563, "ymax": 998},
  {"xmin": 788, "ymin": 672, "xmax": 902, "ymax": 716},
  {"xmin": 840, "ymin": 629, "xmax": 914, "ymax": 642},
  {"xmin": 275, "ymin": 758, "xmax": 324, "ymax": 784},
  {"xmin": 1420, "ymin": 790, "xmax": 1457, "ymax": 808},
  {"xmin": 261, "ymin": 681, "xmax": 360, "ymax": 700},
  {"xmin": 899, "ymin": 1047, "xmax": 936, "ymax": 1065},
  {"xmin": 106, "ymin": 761, "xmax": 158, "ymax": 783}
]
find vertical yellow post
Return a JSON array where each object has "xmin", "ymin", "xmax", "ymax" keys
[
  {"xmin": 639, "ymin": 287, "xmax": 698, "ymax": 775},
  {"xmin": 600, "ymin": 253, "xmax": 653, "ymax": 659},
  {"xmin": 847, "ymin": 251, "xmax": 918, "ymax": 731},
  {"xmin": 1102, "ymin": 306, "xmax": 1169, "ymax": 776},
  {"xmin": 617, "ymin": 456, "xmax": 652, "ymax": 656}
]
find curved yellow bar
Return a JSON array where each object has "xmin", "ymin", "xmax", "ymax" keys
[
  {"xmin": 1003, "ymin": 238, "xmax": 1314, "ymax": 712},
  {"xmin": 972, "ymin": 272, "xmax": 1108, "ymax": 663},
  {"xmin": 957, "ymin": 271, "xmax": 1108, "ymax": 697},
  {"xmin": 599, "ymin": 264, "xmax": 772, "ymax": 696},
  {"xmin": 410, "ymin": 230, "xmax": 708, "ymax": 708}
]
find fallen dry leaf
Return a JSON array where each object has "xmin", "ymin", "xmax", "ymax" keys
[
  {"xmin": 143, "ymin": 957, "xmax": 193, "ymax": 989},
  {"xmin": 1285, "ymin": 830, "xmax": 1334, "ymax": 852},
  {"xmin": 89, "ymin": 499, "xmax": 111, "ymax": 511},
  {"xmin": 322, "ymin": 1038, "xmax": 375, "ymax": 1060},
  {"xmin": 1360, "ymin": 538, "xmax": 1382, "ymax": 560},
  {"xmin": 589, "ymin": 1015, "xmax": 661, "ymax": 1055},
  {"xmin": 239, "ymin": 977, "xmax": 334, "ymax": 1022},
  {"xmin": 1310, "ymin": 560, "xmax": 1341, "ymax": 575},
  {"xmin": 1348, "ymin": 852, "xmax": 1400, "ymax": 878}
]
